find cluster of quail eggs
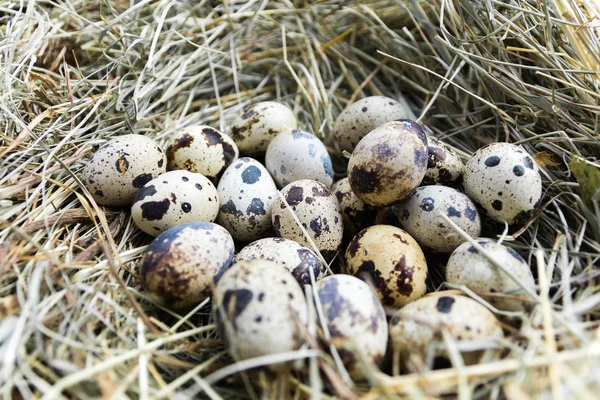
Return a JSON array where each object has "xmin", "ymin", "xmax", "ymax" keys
[{"xmin": 81, "ymin": 94, "xmax": 543, "ymax": 379}]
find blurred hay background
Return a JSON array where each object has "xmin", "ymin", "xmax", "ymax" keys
[{"xmin": 1, "ymin": 0, "xmax": 599, "ymax": 398}]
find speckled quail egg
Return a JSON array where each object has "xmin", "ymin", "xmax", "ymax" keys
[
  {"xmin": 396, "ymin": 186, "xmax": 481, "ymax": 254},
  {"xmin": 389, "ymin": 293, "xmax": 503, "ymax": 369},
  {"xmin": 345, "ymin": 225, "xmax": 428, "ymax": 307},
  {"xmin": 348, "ymin": 120, "xmax": 428, "ymax": 207},
  {"xmin": 131, "ymin": 170, "xmax": 219, "ymax": 236},
  {"xmin": 332, "ymin": 96, "xmax": 409, "ymax": 152},
  {"xmin": 272, "ymin": 179, "xmax": 343, "ymax": 261},
  {"xmin": 235, "ymin": 238, "xmax": 323, "ymax": 285},
  {"xmin": 317, "ymin": 274, "xmax": 388, "ymax": 380},
  {"xmin": 141, "ymin": 222, "xmax": 234, "ymax": 309},
  {"xmin": 82, "ymin": 134, "xmax": 166, "ymax": 206},
  {"xmin": 213, "ymin": 259, "xmax": 308, "ymax": 361},
  {"xmin": 331, "ymin": 178, "xmax": 378, "ymax": 238},
  {"xmin": 446, "ymin": 239, "xmax": 535, "ymax": 311},
  {"xmin": 166, "ymin": 125, "xmax": 238, "ymax": 182},
  {"xmin": 464, "ymin": 142, "xmax": 542, "ymax": 225},
  {"xmin": 266, "ymin": 129, "xmax": 334, "ymax": 188},
  {"xmin": 216, "ymin": 158, "xmax": 278, "ymax": 242},
  {"xmin": 423, "ymin": 136, "xmax": 465, "ymax": 186},
  {"xmin": 229, "ymin": 101, "xmax": 298, "ymax": 155}
]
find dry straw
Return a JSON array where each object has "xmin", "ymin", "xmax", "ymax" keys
[{"xmin": 1, "ymin": 0, "xmax": 599, "ymax": 398}]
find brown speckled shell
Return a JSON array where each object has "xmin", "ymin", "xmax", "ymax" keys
[
  {"xmin": 345, "ymin": 225, "xmax": 428, "ymax": 308},
  {"xmin": 331, "ymin": 177, "xmax": 378, "ymax": 238},
  {"xmin": 423, "ymin": 136, "xmax": 465, "ymax": 187}
]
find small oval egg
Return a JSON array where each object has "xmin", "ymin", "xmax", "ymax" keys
[
  {"xmin": 332, "ymin": 96, "xmax": 408, "ymax": 152},
  {"xmin": 266, "ymin": 129, "xmax": 334, "ymax": 188},
  {"xmin": 271, "ymin": 179, "xmax": 343, "ymax": 261},
  {"xmin": 396, "ymin": 186, "xmax": 482, "ymax": 254},
  {"xmin": 213, "ymin": 259, "xmax": 308, "ymax": 361},
  {"xmin": 423, "ymin": 136, "xmax": 465, "ymax": 186},
  {"xmin": 235, "ymin": 237, "xmax": 323, "ymax": 285},
  {"xmin": 332, "ymin": 178, "xmax": 378, "ymax": 238},
  {"xmin": 446, "ymin": 239, "xmax": 535, "ymax": 311},
  {"xmin": 166, "ymin": 125, "xmax": 238, "ymax": 183},
  {"xmin": 131, "ymin": 170, "xmax": 219, "ymax": 236},
  {"xmin": 141, "ymin": 222, "xmax": 234, "ymax": 310},
  {"xmin": 317, "ymin": 274, "xmax": 388, "ymax": 380},
  {"xmin": 217, "ymin": 158, "xmax": 278, "ymax": 243},
  {"xmin": 82, "ymin": 134, "xmax": 166, "ymax": 206},
  {"xmin": 463, "ymin": 143, "xmax": 542, "ymax": 225},
  {"xmin": 345, "ymin": 225, "xmax": 428, "ymax": 307},
  {"xmin": 229, "ymin": 101, "xmax": 297, "ymax": 155},
  {"xmin": 348, "ymin": 120, "xmax": 428, "ymax": 207},
  {"xmin": 389, "ymin": 293, "xmax": 503, "ymax": 369}
]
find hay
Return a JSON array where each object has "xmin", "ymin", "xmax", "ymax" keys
[{"xmin": 1, "ymin": 0, "xmax": 599, "ymax": 398}]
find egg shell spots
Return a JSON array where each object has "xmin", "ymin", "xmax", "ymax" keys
[
  {"xmin": 348, "ymin": 120, "xmax": 428, "ymax": 207},
  {"xmin": 345, "ymin": 225, "xmax": 428, "ymax": 307},
  {"xmin": 332, "ymin": 177, "xmax": 379, "ymax": 238},
  {"xmin": 396, "ymin": 186, "xmax": 481, "ymax": 254},
  {"xmin": 446, "ymin": 239, "xmax": 535, "ymax": 311},
  {"xmin": 266, "ymin": 129, "xmax": 334, "ymax": 188},
  {"xmin": 271, "ymin": 179, "xmax": 343, "ymax": 261},
  {"xmin": 82, "ymin": 134, "xmax": 166, "ymax": 206},
  {"xmin": 141, "ymin": 222, "xmax": 234, "ymax": 309},
  {"xmin": 235, "ymin": 237, "xmax": 323, "ymax": 285},
  {"xmin": 213, "ymin": 259, "xmax": 308, "ymax": 361},
  {"xmin": 217, "ymin": 158, "xmax": 278, "ymax": 243},
  {"xmin": 464, "ymin": 143, "xmax": 542, "ymax": 225},
  {"xmin": 317, "ymin": 275, "xmax": 388, "ymax": 380},
  {"xmin": 166, "ymin": 125, "xmax": 238, "ymax": 183},
  {"xmin": 422, "ymin": 136, "xmax": 465, "ymax": 186},
  {"xmin": 229, "ymin": 101, "xmax": 297, "ymax": 155},
  {"xmin": 389, "ymin": 293, "xmax": 503, "ymax": 368},
  {"xmin": 332, "ymin": 96, "xmax": 408, "ymax": 152},
  {"xmin": 131, "ymin": 170, "xmax": 219, "ymax": 236}
]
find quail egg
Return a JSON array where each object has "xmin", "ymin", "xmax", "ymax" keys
[
  {"xmin": 140, "ymin": 222, "xmax": 234, "ymax": 309},
  {"xmin": 345, "ymin": 225, "xmax": 428, "ymax": 307},
  {"xmin": 423, "ymin": 136, "xmax": 465, "ymax": 186},
  {"xmin": 396, "ymin": 186, "xmax": 481, "ymax": 254},
  {"xmin": 389, "ymin": 293, "xmax": 503, "ymax": 370},
  {"xmin": 266, "ymin": 129, "xmax": 334, "ymax": 188},
  {"xmin": 332, "ymin": 96, "xmax": 409, "ymax": 152},
  {"xmin": 229, "ymin": 101, "xmax": 297, "ymax": 155},
  {"xmin": 463, "ymin": 142, "xmax": 542, "ymax": 225},
  {"xmin": 166, "ymin": 125, "xmax": 238, "ymax": 182},
  {"xmin": 331, "ymin": 178, "xmax": 378, "ymax": 238},
  {"xmin": 446, "ymin": 239, "xmax": 535, "ymax": 311},
  {"xmin": 317, "ymin": 274, "xmax": 388, "ymax": 380},
  {"xmin": 82, "ymin": 134, "xmax": 166, "ymax": 206},
  {"xmin": 131, "ymin": 170, "xmax": 219, "ymax": 236},
  {"xmin": 348, "ymin": 120, "xmax": 428, "ymax": 207},
  {"xmin": 271, "ymin": 179, "xmax": 343, "ymax": 261},
  {"xmin": 235, "ymin": 237, "xmax": 323, "ymax": 285},
  {"xmin": 217, "ymin": 158, "xmax": 278, "ymax": 243},
  {"xmin": 213, "ymin": 259, "xmax": 308, "ymax": 361}
]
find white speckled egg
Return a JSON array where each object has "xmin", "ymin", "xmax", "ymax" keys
[
  {"xmin": 82, "ymin": 134, "xmax": 166, "ymax": 206},
  {"xmin": 235, "ymin": 237, "xmax": 323, "ymax": 285},
  {"xmin": 345, "ymin": 225, "xmax": 428, "ymax": 307},
  {"xmin": 348, "ymin": 120, "xmax": 428, "ymax": 207},
  {"xmin": 423, "ymin": 136, "xmax": 465, "ymax": 186},
  {"xmin": 396, "ymin": 186, "xmax": 481, "ymax": 254},
  {"xmin": 332, "ymin": 96, "xmax": 408, "ymax": 152},
  {"xmin": 166, "ymin": 125, "xmax": 238, "ymax": 182},
  {"xmin": 131, "ymin": 170, "xmax": 219, "ymax": 236},
  {"xmin": 266, "ymin": 129, "xmax": 334, "ymax": 188},
  {"xmin": 140, "ymin": 222, "xmax": 234, "ymax": 310},
  {"xmin": 229, "ymin": 101, "xmax": 298, "ymax": 155},
  {"xmin": 446, "ymin": 239, "xmax": 535, "ymax": 311},
  {"xmin": 272, "ymin": 179, "xmax": 343, "ymax": 261},
  {"xmin": 317, "ymin": 274, "xmax": 388, "ymax": 380},
  {"xmin": 213, "ymin": 259, "xmax": 308, "ymax": 361},
  {"xmin": 464, "ymin": 143, "xmax": 542, "ymax": 225},
  {"xmin": 389, "ymin": 293, "xmax": 503, "ymax": 369},
  {"xmin": 332, "ymin": 178, "xmax": 378, "ymax": 238},
  {"xmin": 216, "ymin": 158, "xmax": 278, "ymax": 243}
]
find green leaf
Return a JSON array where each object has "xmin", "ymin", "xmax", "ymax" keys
[{"xmin": 570, "ymin": 157, "xmax": 600, "ymax": 204}]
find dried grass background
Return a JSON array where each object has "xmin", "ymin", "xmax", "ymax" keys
[{"xmin": 1, "ymin": 0, "xmax": 600, "ymax": 398}]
